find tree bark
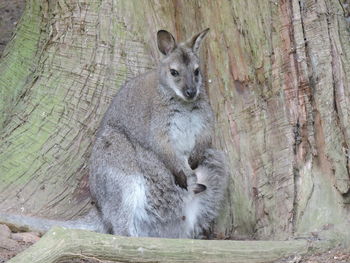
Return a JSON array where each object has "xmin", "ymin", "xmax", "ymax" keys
[
  {"xmin": 0, "ymin": 0, "xmax": 350, "ymax": 243},
  {"xmin": 7, "ymin": 227, "xmax": 326, "ymax": 263}
]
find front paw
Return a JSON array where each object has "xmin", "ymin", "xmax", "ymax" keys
[
  {"xmin": 193, "ymin": 183, "xmax": 207, "ymax": 194},
  {"xmin": 188, "ymin": 156, "xmax": 199, "ymax": 170},
  {"xmin": 174, "ymin": 170, "xmax": 188, "ymax": 190}
]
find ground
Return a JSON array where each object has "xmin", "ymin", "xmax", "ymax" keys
[
  {"xmin": 0, "ymin": 1, "xmax": 350, "ymax": 262},
  {"xmin": 277, "ymin": 248, "xmax": 350, "ymax": 263},
  {"xmin": 0, "ymin": 224, "xmax": 40, "ymax": 263}
]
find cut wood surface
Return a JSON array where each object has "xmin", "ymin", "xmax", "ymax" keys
[{"xmin": 7, "ymin": 227, "xmax": 325, "ymax": 263}]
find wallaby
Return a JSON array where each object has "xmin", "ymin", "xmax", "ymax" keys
[
  {"xmin": 89, "ymin": 28, "xmax": 229, "ymax": 238},
  {"xmin": 0, "ymin": 29, "xmax": 229, "ymax": 239}
]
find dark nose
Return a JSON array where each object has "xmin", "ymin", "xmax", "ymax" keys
[{"xmin": 184, "ymin": 88, "xmax": 197, "ymax": 99}]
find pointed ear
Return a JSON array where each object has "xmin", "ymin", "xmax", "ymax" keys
[
  {"xmin": 186, "ymin": 28, "xmax": 210, "ymax": 54},
  {"xmin": 157, "ymin": 30, "xmax": 177, "ymax": 55}
]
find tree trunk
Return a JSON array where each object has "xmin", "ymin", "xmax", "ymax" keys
[{"xmin": 1, "ymin": 0, "xmax": 350, "ymax": 243}]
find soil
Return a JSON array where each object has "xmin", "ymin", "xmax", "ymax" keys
[
  {"xmin": 277, "ymin": 247, "xmax": 350, "ymax": 263},
  {"xmin": 0, "ymin": 224, "xmax": 40, "ymax": 263}
]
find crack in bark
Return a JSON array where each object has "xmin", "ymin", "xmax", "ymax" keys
[
  {"xmin": 289, "ymin": 0, "xmax": 304, "ymax": 235},
  {"xmin": 289, "ymin": 0, "xmax": 318, "ymax": 234},
  {"xmin": 293, "ymin": 119, "xmax": 302, "ymax": 155},
  {"xmin": 291, "ymin": 166, "xmax": 299, "ymax": 234}
]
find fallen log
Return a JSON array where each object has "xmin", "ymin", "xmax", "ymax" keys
[{"xmin": 8, "ymin": 227, "xmax": 327, "ymax": 263}]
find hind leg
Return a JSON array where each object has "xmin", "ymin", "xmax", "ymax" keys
[
  {"xmin": 90, "ymin": 127, "xmax": 187, "ymax": 237},
  {"xmin": 98, "ymin": 171, "xmax": 150, "ymax": 236},
  {"xmin": 90, "ymin": 128, "xmax": 153, "ymax": 236}
]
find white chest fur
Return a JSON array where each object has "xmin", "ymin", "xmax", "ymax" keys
[{"xmin": 169, "ymin": 111, "xmax": 204, "ymax": 161}]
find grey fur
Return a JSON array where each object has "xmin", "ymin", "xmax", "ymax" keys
[{"xmin": 89, "ymin": 29, "xmax": 229, "ymax": 238}]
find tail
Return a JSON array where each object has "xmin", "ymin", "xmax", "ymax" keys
[
  {"xmin": 0, "ymin": 207, "xmax": 106, "ymax": 234},
  {"xmin": 193, "ymin": 148, "xmax": 229, "ymax": 233}
]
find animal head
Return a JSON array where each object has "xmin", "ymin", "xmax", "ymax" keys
[{"xmin": 157, "ymin": 28, "xmax": 209, "ymax": 102}]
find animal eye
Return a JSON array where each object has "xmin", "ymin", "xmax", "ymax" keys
[
  {"xmin": 194, "ymin": 68, "xmax": 200, "ymax": 76},
  {"xmin": 170, "ymin": 69, "xmax": 179, "ymax": 77}
]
